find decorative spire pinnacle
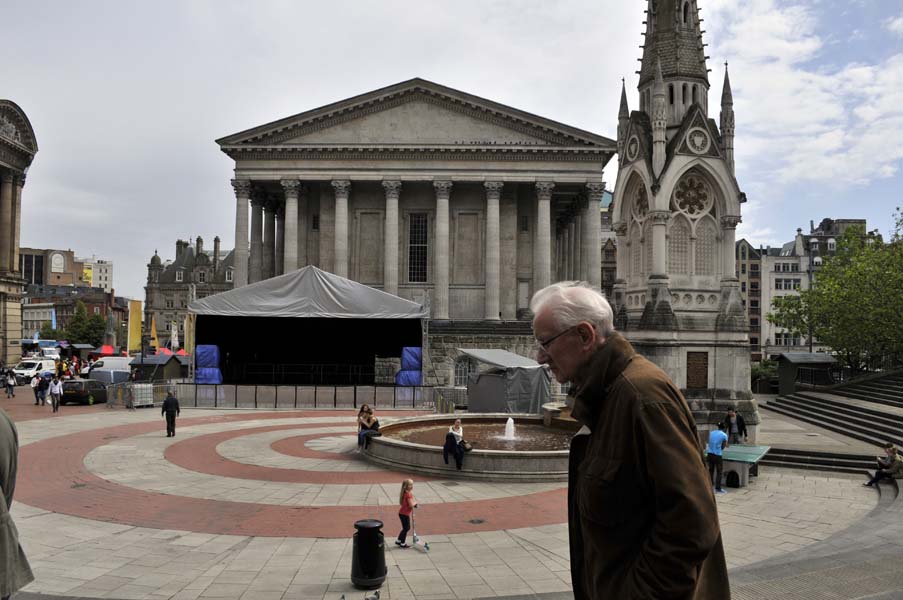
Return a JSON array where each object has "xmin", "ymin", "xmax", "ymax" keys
[
  {"xmin": 721, "ymin": 61, "xmax": 733, "ymax": 106},
  {"xmin": 638, "ymin": 0, "xmax": 709, "ymax": 89},
  {"xmin": 653, "ymin": 58, "xmax": 665, "ymax": 97},
  {"xmin": 619, "ymin": 78, "xmax": 630, "ymax": 117}
]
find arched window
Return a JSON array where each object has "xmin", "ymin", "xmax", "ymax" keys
[
  {"xmin": 682, "ymin": 83, "xmax": 688, "ymax": 106},
  {"xmin": 668, "ymin": 217, "xmax": 690, "ymax": 274},
  {"xmin": 692, "ymin": 85, "xmax": 698, "ymax": 105},
  {"xmin": 683, "ymin": 2, "xmax": 690, "ymax": 24},
  {"xmin": 695, "ymin": 219, "xmax": 717, "ymax": 276},
  {"xmin": 827, "ymin": 238, "xmax": 836, "ymax": 251},
  {"xmin": 669, "ymin": 84, "xmax": 675, "ymax": 105},
  {"xmin": 454, "ymin": 357, "xmax": 477, "ymax": 387}
]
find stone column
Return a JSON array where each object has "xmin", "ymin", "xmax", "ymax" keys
[
  {"xmin": 281, "ymin": 179, "xmax": 299, "ymax": 272},
  {"xmin": 613, "ymin": 221, "xmax": 629, "ymax": 328},
  {"xmin": 382, "ymin": 180, "xmax": 401, "ymax": 295},
  {"xmin": 649, "ymin": 210, "xmax": 670, "ymax": 276},
  {"xmin": 231, "ymin": 179, "xmax": 251, "ymax": 287},
  {"xmin": 563, "ymin": 227, "xmax": 571, "ymax": 280},
  {"xmin": 249, "ymin": 196, "xmax": 264, "ymax": 283},
  {"xmin": 499, "ymin": 191, "xmax": 518, "ymax": 320},
  {"xmin": 585, "ymin": 183, "xmax": 605, "ymax": 289},
  {"xmin": 275, "ymin": 206, "xmax": 285, "ymax": 276},
  {"xmin": 534, "ymin": 182, "xmax": 554, "ymax": 291},
  {"xmin": 567, "ymin": 219, "xmax": 576, "ymax": 280},
  {"xmin": 11, "ymin": 174, "xmax": 24, "ymax": 273},
  {"xmin": 433, "ymin": 181, "xmax": 452, "ymax": 319},
  {"xmin": 484, "ymin": 181, "xmax": 503, "ymax": 320},
  {"xmin": 721, "ymin": 216, "xmax": 741, "ymax": 280},
  {"xmin": 263, "ymin": 201, "xmax": 276, "ymax": 279},
  {"xmin": 298, "ymin": 185, "xmax": 309, "ymax": 267},
  {"xmin": 575, "ymin": 211, "xmax": 584, "ymax": 280},
  {"xmin": 0, "ymin": 172, "xmax": 12, "ymax": 273},
  {"xmin": 332, "ymin": 180, "xmax": 351, "ymax": 278}
]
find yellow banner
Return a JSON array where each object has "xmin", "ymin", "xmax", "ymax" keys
[
  {"xmin": 127, "ymin": 300, "xmax": 142, "ymax": 352},
  {"xmin": 150, "ymin": 315, "xmax": 159, "ymax": 349}
]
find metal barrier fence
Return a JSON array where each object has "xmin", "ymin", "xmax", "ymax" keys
[{"xmin": 106, "ymin": 382, "xmax": 437, "ymax": 410}]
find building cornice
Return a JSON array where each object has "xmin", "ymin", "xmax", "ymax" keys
[{"xmin": 221, "ymin": 144, "xmax": 611, "ymax": 163}]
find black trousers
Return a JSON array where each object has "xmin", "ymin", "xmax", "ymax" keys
[
  {"xmin": 165, "ymin": 411, "xmax": 177, "ymax": 436},
  {"xmin": 707, "ymin": 453, "xmax": 724, "ymax": 490},
  {"xmin": 867, "ymin": 470, "xmax": 896, "ymax": 486},
  {"xmin": 397, "ymin": 513, "xmax": 410, "ymax": 544}
]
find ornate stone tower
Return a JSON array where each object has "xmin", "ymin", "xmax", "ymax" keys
[
  {"xmin": 611, "ymin": 0, "xmax": 755, "ymax": 431},
  {"xmin": 0, "ymin": 100, "xmax": 38, "ymax": 367}
]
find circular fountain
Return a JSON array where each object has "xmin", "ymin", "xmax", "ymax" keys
[{"xmin": 365, "ymin": 413, "xmax": 578, "ymax": 481}]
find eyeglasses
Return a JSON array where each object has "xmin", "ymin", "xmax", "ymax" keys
[{"xmin": 534, "ymin": 326, "xmax": 577, "ymax": 355}]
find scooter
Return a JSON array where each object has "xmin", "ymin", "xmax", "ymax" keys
[{"xmin": 410, "ymin": 509, "xmax": 430, "ymax": 552}]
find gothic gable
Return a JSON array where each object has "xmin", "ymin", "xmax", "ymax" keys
[
  {"xmin": 0, "ymin": 100, "xmax": 38, "ymax": 172},
  {"xmin": 621, "ymin": 112, "xmax": 654, "ymax": 170},
  {"xmin": 217, "ymin": 78, "xmax": 614, "ymax": 150},
  {"xmin": 672, "ymin": 106, "xmax": 723, "ymax": 160}
]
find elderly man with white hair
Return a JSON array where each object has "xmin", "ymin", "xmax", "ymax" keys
[{"xmin": 531, "ymin": 282, "xmax": 729, "ymax": 600}]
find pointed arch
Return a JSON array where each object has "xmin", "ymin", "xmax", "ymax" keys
[
  {"xmin": 692, "ymin": 85, "xmax": 698, "ymax": 105},
  {"xmin": 660, "ymin": 157, "xmax": 739, "ymax": 219},
  {"xmin": 668, "ymin": 215, "xmax": 691, "ymax": 275},
  {"xmin": 683, "ymin": 2, "xmax": 690, "ymax": 25},
  {"xmin": 694, "ymin": 216, "xmax": 718, "ymax": 276}
]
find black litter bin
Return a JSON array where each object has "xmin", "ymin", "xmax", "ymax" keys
[{"xmin": 351, "ymin": 519, "xmax": 387, "ymax": 589}]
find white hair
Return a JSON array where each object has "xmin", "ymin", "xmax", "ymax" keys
[{"xmin": 529, "ymin": 281, "xmax": 615, "ymax": 337}]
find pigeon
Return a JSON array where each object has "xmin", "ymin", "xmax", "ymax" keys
[{"xmin": 363, "ymin": 592, "xmax": 381, "ymax": 600}]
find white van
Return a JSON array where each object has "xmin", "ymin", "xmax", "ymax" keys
[
  {"xmin": 13, "ymin": 359, "xmax": 57, "ymax": 385},
  {"xmin": 88, "ymin": 357, "xmax": 133, "ymax": 385}
]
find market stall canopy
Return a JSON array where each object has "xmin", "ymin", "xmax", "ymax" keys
[
  {"xmin": 457, "ymin": 348, "xmax": 550, "ymax": 414},
  {"xmin": 188, "ymin": 265, "xmax": 428, "ymax": 319}
]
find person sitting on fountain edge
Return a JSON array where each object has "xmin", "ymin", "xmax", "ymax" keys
[
  {"xmin": 357, "ymin": 405, "xmax": 380, "ymax": 451},
  {"xmin": 443, "ymin": 418, "xmax": 464, "ymax": 470},
  {"xmin": 530, "ymin": 281, "xmax": 729, "ymax": 600}
]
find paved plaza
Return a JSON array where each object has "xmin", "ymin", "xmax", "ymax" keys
[{"xmin": 3, "ymin": 393, "xmax": 900, "ymax": 600}]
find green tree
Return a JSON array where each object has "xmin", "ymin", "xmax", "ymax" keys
[
  {"xmin": 65, "ymin": 301, "xmax": 90, "ymax": 344},
  {"xmin": 39, "ymin": 321, "xmax": 64, "ymax": 340},
  {"xmin": 84, "ymin": 314, "xmax": 107, "ymax": 347},
  {"xmin": 769, "ymin": 218, "xmax": 903, "ymax": 374}
]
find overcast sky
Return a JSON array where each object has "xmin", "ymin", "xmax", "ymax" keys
[{"xmin": 3, "ymin": 0, "xmax": 901, "ymax": 300}]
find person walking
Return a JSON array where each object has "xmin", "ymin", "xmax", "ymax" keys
[
  {"xmin": 30, "ymin": 374, "xmax": 40, "ymax": 405},
  {"xmin": 707, "ymin": 423, "xmax": 729, "ymax": 494},
  {"xmin": 162, "ymin": 391, "xmax": 180, "ymax": 437},
  {"xmin": 49, "ymin": 376, "xmax": 63, "ymax": 413},
  {"xmin": 1, "ymin": 407, "xmax": 35, "ymax": 600},
  {"xmin": 395, "ymin": 479, "xmax": 417, "ymax": 549},
  {"xmin": 38, "ymin": 375, "xmax": 49, "ymax": 406},
  {"xmin": 720, "ymin": 408, "xmax": 748, "ymax": 445},
  {"xmin": 4, "ymin": 370, "xmax": 15, "ymax": 398},
  {"xmin": 530, "ymin": 282, "xmax": 728, "ymax": 599}
]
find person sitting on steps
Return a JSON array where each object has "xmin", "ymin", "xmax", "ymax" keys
[{"xmin": 864, "ymin": 443, "xmax": 903, "ymax": 487}]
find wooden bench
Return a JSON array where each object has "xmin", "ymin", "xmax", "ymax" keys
[{"xmin": 721, "ymin": 444, "xmax": 771, "ymax": 487}]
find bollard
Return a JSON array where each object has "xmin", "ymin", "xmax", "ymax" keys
[{"xmin": 351, "ymin": 519, "xmax": 387, "ymax": 589}]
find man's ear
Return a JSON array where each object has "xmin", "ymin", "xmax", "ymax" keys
[{"xmin": 577, "ymin": 322, "xmax": 596, "ymax": 347}]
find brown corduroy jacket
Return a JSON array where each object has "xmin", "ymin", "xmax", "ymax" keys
[{"xmin": 568, "ymin": 333, "xmax": 730, "ymax": 599}]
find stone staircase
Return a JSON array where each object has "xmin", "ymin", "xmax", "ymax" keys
[
  {"xmin": 758, "ymin": 447, "xmax": 874, "ymax": 475},
  {"xmin": 762, "ymin": 391, "xmax": 903, "ymax": 449},
  {"xmin": 830, "ymin": 370, "xmax": 903, "ymax": 408}
]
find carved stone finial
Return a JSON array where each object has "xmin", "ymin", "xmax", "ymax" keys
[
  {"xmin": 613, "ymin": 222, "xmax": 628, "ymax": 237},
  {"xmin": 650, "ymin": 210, "xmax": 671, "ymax": 225},
  {"xmin": 231, "ymin": 179, "xmax": 252, "ymax": 196}
]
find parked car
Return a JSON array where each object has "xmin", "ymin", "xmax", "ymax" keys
[
  {"xmin": 61, "ymin": 379, "xmax": 107, "ymax": 405},
  {"xmin": 12, "ymin": 359, "xmax": 57, "ymax": 385}
]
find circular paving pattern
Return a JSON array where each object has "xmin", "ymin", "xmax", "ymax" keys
[{"xmin": 16, "ymin": 411, "xmax": 568, "ymax": 538}]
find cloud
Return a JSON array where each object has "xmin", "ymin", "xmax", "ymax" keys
[
  {"xmin": 706, "ymin": 0, "xmax": 903, "ymax": 187},
  {"xmin": 886, "ymin": 15, "xmax": 903, "ymax": 36}
]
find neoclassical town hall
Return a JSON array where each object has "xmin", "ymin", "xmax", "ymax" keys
[{"xmin": 217, "ymin": 0, "xmax": 754, "ymax": 418}]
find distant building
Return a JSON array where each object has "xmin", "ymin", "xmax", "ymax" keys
[
  {"xmin": 77, "ymin": 255, "xmax": 114, "ymax": 293},
  {"xmin": 144, "ymin": 236, "xmax": 234, "ymax": 345},
  {"xmin": 19, "ymin": 248, "xmax": 90, "ymax": 287},
  {"xmin": 735, "ymin": 239, "xmax": 762, "ymax": 360},
  {"xmin": 23, "ymin": 284, "xmax": 128, "ymax": 340}
]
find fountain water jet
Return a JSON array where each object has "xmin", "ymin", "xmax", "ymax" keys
[{"xmin": 502, "ymin": 417, "xmax": 517, "ymax": 440}]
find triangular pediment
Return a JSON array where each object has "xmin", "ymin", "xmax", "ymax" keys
[
  {"xmin": 217, "ymin": 78, "xmax": 615, "ymax": 150},
  {"xmin": 673, "ymin": 106, "xmax": 723, "ymax": 159}
]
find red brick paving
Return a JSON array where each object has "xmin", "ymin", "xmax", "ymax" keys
[
  {"xmin": 166, "ymin": 423, "xmax": 435, "ymax": 483},
  {"xmin": 15, "ymin": 411, "xmax": 567, "ymax": 537}
]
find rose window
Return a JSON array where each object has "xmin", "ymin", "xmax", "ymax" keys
[
  {"xmin": 632, "ymin": 186, "xmax": 649, "ymax": 220},
  {"xmin": 672, "ymin": 175, "xmax": 713, "ymax": 217}
]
